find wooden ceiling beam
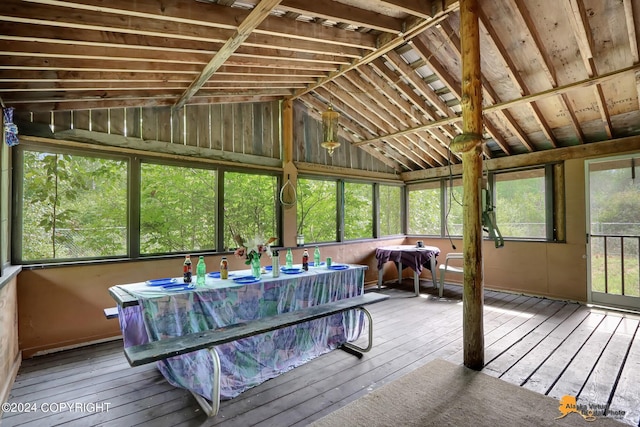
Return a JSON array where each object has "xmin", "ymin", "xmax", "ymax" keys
[
  {"xmin": 16, "ymin": 0, "xmax": 377, "ymax": 50},
  {"xmin": 313, "ymin": 87, "xmax": 381, "ymax": 138},
  {"xmin": 174, "ymin": 0, "xmax": 284, "ymax": 108},
  {"xmin": 562, "ymin": 0, "xmax": 613, "ymax": 139},
  {"xmin": 370, "ymin": 56, "xmax": 460, "ymax": 159},
  {"xmin": 472, "ymin": 14, "xmax": 557, "ymax": 149},
  {"xmin": 349, "ymin": 67, "xmax": 447, "ymax": 166},
  {"xmin": 335, "ymin": 73, "xmax": 434, "ymax": 168},
  {"xmin": 510, "ymin": 0, "xmax": 582, "ymax": 142},
  {"xmin": 10, "ymin": 95, "xmax": 285, "ymax": 112},
  {"xmin": 0, "ymin": 40, "xmax": 346, "ymax": 71},
  {"xmin": 278, "ymin": 0, "xmax": 404, "ymax": 34},
  {"xmin": 0, "ymin": 4, "xmax": 367, "ymax": 58},
  {"xmin": 430, "ymin": 24, "xmax": 532, "ymax": 153},
  {"xmin": 315, "ymin": 84, "xmax": 417, "ymax": 171},
  {"xmin": 564, "ymin": 0, "xmax": 594, "ymax": 75},
  {"xmin": 377, "ymin": 0, "xmax": 437, "ymax": 20},
  {"xmin": 358, "ymin": 62, "xmax": 455, "ymax": 161},
  {"xmin": 327, "ymin": 79, "xmax": 394, "ymax": 135},
  {"xmin": 289, "ymin": 4, "xmax": 457, "ymax": 100},
  {"xmin": 298, "ymin": 95, "xmax": 407, "ymax": 172},
  {"xmin": 623, "ymin": 0, "xmax": 639, "ymax": 63},
  {"xmin": 410, "ymin": 34, "xmax": 512, "ymax": 155},
  {"xmin": 357, "ymin": 61, "xmax": 640, "ymax": 150},
  {"xmin": 510, "ymin": 0, "xmax": 557, "ymax": 87}
]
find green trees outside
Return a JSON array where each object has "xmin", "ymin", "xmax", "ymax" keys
[
  {"xmin": 494, "ymin": 171, "xmax": 546, "ymax": 238},
  {"xmin": 589, "ymin": 161, "xmax": 640, "ymax": 297},
  {"xmin": 21, "ymin": 149, "xmax": 279, "ymax": 261},
  {"xmin": 379, "ymin": 185, "xmax": 402, "ymax": 235},
  {"xmin": 223, "ymin": 172, "xmax": 278, "ymax": 249},
  {"xmin": 140, "ymin": 163, "xmax": 217, "ymax": 254},
  {"xmin": 408, "ymin": 184, "xmax": 441, "ymax": 235},
  {"xmin": 590, "ymin": 166, "xmax": 640, "ymax": 235},
  {"xmin": 296, "ymin": 178, "xmax": 337, "ymax": 243},
  {"xmin": 22, "ymin": 150, "xmax": 127, "ymax": 260},
  {"xmin": 343, "ymin": 182, "xmax": 373, "ymax": 240}
]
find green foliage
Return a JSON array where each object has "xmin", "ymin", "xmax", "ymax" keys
[
  {"xmin": 408, "ymin": 186, "xmax": 441, "ymax": 235},
  {"xmin": 297, "ymin": 178, "xmax": 337, "ymax": 243},
  {"xmin": 22, "ymin": 150, "xmax": 127, "ymax": 260},
  {"xmin": 343, "ymin": 182, "xmax": 373, "ymax": 240},
  {"xmin": 223, "ymin": 172, "xmax": 277, "ymax": 249},
  {"xmin": 495, "ymin": 175, "xmax": 546, "ymax": 238},
  {"xmin": 140, "ymin": 163, "xmax": 217, "ymax": 254},
  {"xmin": 590, "ymin": 167, "xmax": 640, "ymax": 235},
  {"xmin": 379, "ymin": 185, "xmax": 401, "ymax": 235}
]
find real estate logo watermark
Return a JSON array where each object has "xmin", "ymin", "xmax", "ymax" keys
[{"xmin": 556, "ymin": 395, "xmax": 626, "ymax": 422}]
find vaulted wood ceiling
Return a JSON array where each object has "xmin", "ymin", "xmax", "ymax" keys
[{"xmin": 2, "ymin": 0, "xmax": 640, "ymax": 172}]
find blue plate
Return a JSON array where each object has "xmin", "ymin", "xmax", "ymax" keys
[
  {"xmin": 281, "ymin": 267, "xmax": 304, "ymax": 274},
  {"xmin": 328, "ymin": 264, "xmax": 349, "ymax": 270},
  {"xmin": 207, "ymin": 272, "xmax": 234, "ymax": 278},
  {"xmin": 146, "ymin": 278, "xmax": 177, "ymax": 287},
  {"xmin": 233, "ymin": 276, "xmax": 261, "ymax": 284},
  {"xmin": 162, "ymin": 284, "xmax": 195, "ymax": 291},
  {"xmin": 309, "ymin": 262, "xmax": 325, "ymax": 267},
  {"xmin": 264, "ymin": 265, "xmax": 273, "ymax": 271}
]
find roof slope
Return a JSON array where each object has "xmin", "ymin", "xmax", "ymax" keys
[{"xmin": 1, "ymin": 0, "xmax": 640, "ymax": 171}]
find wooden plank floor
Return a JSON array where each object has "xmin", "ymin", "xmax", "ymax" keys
[{"xmin": 3, "ymin": 281, "xmax": 640, "ymax": 427}]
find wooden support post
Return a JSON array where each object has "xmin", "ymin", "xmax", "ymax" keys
[
  {"xmin": 451, "ymin": 0, "xmax": 484, "ymax": 370},
  {"xmin": 282, "ymin": 99, "xmax": 298, "ymax": 248}
]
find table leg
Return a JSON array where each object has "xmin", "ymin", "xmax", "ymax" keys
[
  {"xmin": 413, "ymin": 271, "xmax": 419, "ymax": 296},
  {"xmin": 430, "ymin": 254, "xmax": 438, "ymax": 289},
  {"xmin": 377, "ymin": 268, "xmax": 383, "ymax": 290},
  {"xmin": 398, "ymin": 261, "xmax": 403, "ymax": 285}
]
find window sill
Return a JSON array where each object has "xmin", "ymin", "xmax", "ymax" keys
[{"xmin": 0, "ymin": 265, "xmax": 22, "ymax": 291}]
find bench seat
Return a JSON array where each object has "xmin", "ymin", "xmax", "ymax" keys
[
  {"xmin": 123, "ymin": 291, "xmax": 389, "ymax": 417},
  {"xmin": 103, "ymin": 307, "xmax": 119, "ymax": 319}
]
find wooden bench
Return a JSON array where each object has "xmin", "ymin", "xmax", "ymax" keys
[
  {"xmin": 438, "ymin": 253, "xmax": 463, "ymax": 297},
  {"xmin": 121, "ymin": 291, "xmax": 389, "ymax": 417},
  {"xmin": 103, "ymin": 307, "xmax": 119, "ymax": 319}
]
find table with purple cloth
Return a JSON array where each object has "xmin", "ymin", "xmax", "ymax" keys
[
  {"xmin": 111, "ymin": 263, "xmax": 366, "ymax": 404},
  {"xmin": 375, "ymin": 245, "xmax": 440, "ymax": 296}
]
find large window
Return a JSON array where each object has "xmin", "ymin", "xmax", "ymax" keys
[
  {"xmin": 140, "ymin": 162, "xmax": 217, "ymax": 254},
  {"xmin": 408, "ymin": 181, "xmax": 441, "ymax": 235},
  {"xmin": 223, "ymin": 171, "xmax": 278, "ymax": 250},
  {"xmin": 379, "ymin": 184, "xmax": 402, "ymax": 236},
  {"xmin": 297, "ymin": 178, "xmax": 337, "ymax": 243},
  {"xmin": 344, "ymin": 182, "xmax": 373, "ymax": 240},
  {"xmin": 20, "ymin": 149, "xmax": 127, "ymax": 261},
  {"xmin": 494, "ymin": 169, "xmax": 546, "ymax": 238},
  {"xmin": 445, "ymin": 178, "xmax": 463, "ymax": 236}
]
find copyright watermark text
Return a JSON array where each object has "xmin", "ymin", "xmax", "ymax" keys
[{"xmin": 2, "ymin": 401, "xmax": 111, "ymax": 414}]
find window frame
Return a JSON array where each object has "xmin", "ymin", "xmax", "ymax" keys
[{"xmin": 12, "ymin": 142, "xmax": 283, "ymax": 266}]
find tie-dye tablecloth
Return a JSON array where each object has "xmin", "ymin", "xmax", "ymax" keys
[{"xmin": 116, "ymin": 264, "xmax": 366, "ymax": 401}]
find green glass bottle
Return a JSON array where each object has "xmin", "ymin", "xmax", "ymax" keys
[
  {"xmin": 286, "ymin": 248, "xmax": 293, "ymax": 268},
  {"xmin": 314, "ymin": 246, "xmax": 321, "ymax": 267},
  {"xmin": 196, "ymin": 256, "xmax": 206, "ymax": 286}
]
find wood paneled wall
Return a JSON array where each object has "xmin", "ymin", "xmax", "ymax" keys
[
  {"xmin": 0, "ymin": 275, "xmax": 20, "ymax": 404},
  {"xmin": 15, "ymin": 102, "xmax": 282, "ymax": 161}
]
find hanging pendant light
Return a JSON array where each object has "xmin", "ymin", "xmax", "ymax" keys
[{"xmin": 321, "ymin": 103, "xmax": 340, "ymax": 156}]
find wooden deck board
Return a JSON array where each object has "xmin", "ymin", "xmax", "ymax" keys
[
  {"xmin": 497, "ymin": 305, "xmax": 590, "ymax": 385},
  {"xmin": 2, "ymin": 283, "xmax": 638, "ymax": 427},
  {"xmin": 579, "ymin": 317, "xmax": 640, "ymax": 415},
  {"xmin": 522, "ymin": 311, "xmax": 606, "ymax": 395},
  {"xmin": 547, "ymin": 315, "xmax": 622, "ymax": 399}
]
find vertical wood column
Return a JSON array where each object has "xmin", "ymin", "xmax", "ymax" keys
[
  {"xmin": 452, "ymin": 0, "xmax": 484, "ymax": 370},
  {"xmin": 282, "ymin": 99, "xmax": 298, "ymax": 248}
]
